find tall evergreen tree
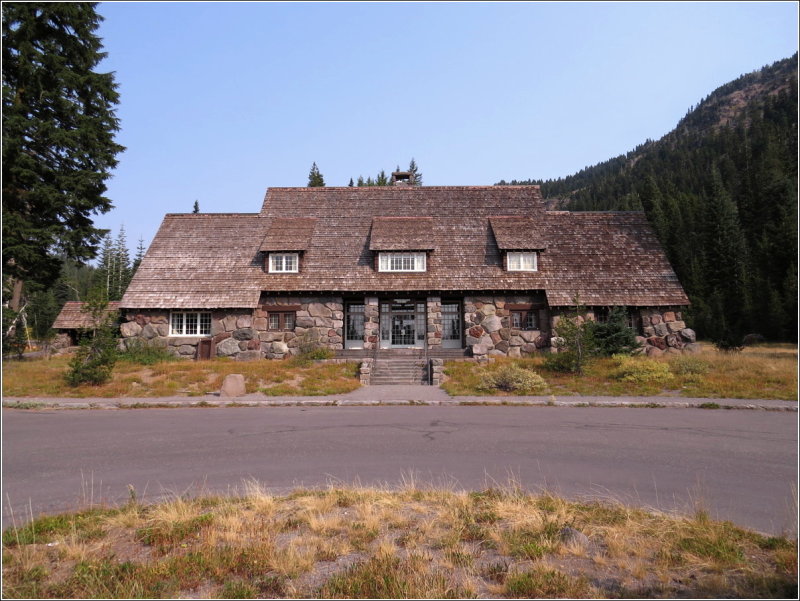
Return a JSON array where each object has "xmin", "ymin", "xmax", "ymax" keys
[
  {"xmin": 375, "ymin": 170, "xmax": 389, "ymax": 186},
  {"xmin": 408, "ymin": 157, "xmax": 423, "ymax": 186},
  {"xmin": 192, "ymin": 200, "xmax": 199, "ymax": 213},
  {"xmin": 2, "ymin": 3, "xmax": 124, "ymax": 309},
  {"xmin": 132, "ymin": 237, "xmax": 146, "ymax": 273},
  {"xmin": 356, "ymin": 176, "xmax": 365, "ymax": 187},
  {"xmin": 307, "ymin": 162, "xmax": 325, "ymax": 187},
  {"xmin": 348, "ymin": 178, "xmax": 354, "ymax": 187},
  {"xmin": 113, "ymin": 225, "xmax": 131, "ymax": 300}
]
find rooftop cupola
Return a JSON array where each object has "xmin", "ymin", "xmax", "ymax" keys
[{"xmin": 391, "ymin": 171, "xmax": 414, "ymax": 186}]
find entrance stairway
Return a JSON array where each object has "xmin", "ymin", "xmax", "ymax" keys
[
  {"xmin": 371, "ymin": 355, "xmax": 428, "ymax": 385},
  {"xmin": 334, "ymin": 348, "xmax": 472, "ymax": 385}
]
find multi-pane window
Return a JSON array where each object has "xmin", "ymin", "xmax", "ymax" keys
[
  {"xmin": 268, "ymin": 312, "xmax": 295, "ymax": 331},
  {"xmin": 378, "ymin": 252, "xmax": 426, "ymax": 272},
  {"xmin": 511, "ymin": 310, "xmax": 538, "ymax": 331},
  {"xmin": 507, "ymin": 252, "xmax": 537, "ymax": 271},
  {"xmin": 269, "ymin": 253, "xmax": 299, "ymax": 273},
  {"xmin": 170, "ymin": 311, "xmax": 212, "ymax": 336}
]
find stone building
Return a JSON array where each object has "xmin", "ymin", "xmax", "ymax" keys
[
  {"xmin": 119, "ymin": 180, "xmax": 690, "ymax": 364},
  {"xmin": 51, "ymin": 301, "xmax": 121, "ymax": 349}
]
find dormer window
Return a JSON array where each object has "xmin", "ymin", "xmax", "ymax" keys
[
  {"xmin": 269, "ymin": 253, "xmax": 299, "ymax": 273},
  {"xmin": 507, "ymin": 251, "xmax": 538, "ymax": 272},
  {"xmin": 378, "ymin": 252, "xmax": 426, "ymax": 272}
]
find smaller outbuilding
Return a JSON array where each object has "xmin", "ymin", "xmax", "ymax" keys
[{"xmin": 51, "ymin": 301, "xmax": 121, "ymax": 349}]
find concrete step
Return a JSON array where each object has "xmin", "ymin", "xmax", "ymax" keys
[{"xmin": 370, "ymin": 379, "xmax": 429, "ymax": 385}]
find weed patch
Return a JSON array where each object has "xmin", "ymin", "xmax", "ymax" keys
[{"xmin": 2, "ymin": 484, "xmax": 795, "ymax": 599}]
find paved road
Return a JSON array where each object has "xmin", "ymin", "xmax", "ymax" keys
[{"xmin": 2, "ymin": 406, "xmax": 796, "ymax": 535}]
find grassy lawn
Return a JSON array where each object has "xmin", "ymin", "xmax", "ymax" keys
[
  {"xmin": 2, "ymin": 354, "xmax": 360, "ymax": 398},
  {"xmin": 2, "ymin": 483, "xmax": 795, "ymax": 599},
  {"xmin": 442, "ymin": 343, "xmax": 798, "ymax": 400}
]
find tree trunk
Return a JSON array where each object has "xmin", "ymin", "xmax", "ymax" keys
[{"xmin": 9, "ymin": 278, "xmax": 23, "ymax": 312}]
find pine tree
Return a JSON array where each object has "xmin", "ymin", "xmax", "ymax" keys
[
  {"xmin": 375, "ymin": 170, "xmax": 388, "ymax": 186},
  {"xmin": 307, "ymin": 162, "xmax": 325, "ymax": 187},
  {"xmin": 95, "ymin": 234, "xmax": 114, "ymax": 299},
  {"xmin": 132, "ymin": 237, "xmax": 146, "ymax": 273},
  {"xmin": 408, "ymin": 157, "xmax": 423, "ymax": 186},
  {"xmin": 348, "ymin": 178, "xmax": 354, "ymax": 187},
  {"xmin": 356, "ymin": 176, "xmax": 365, "ymax": 187},
  {"xmin": 192, "ymin": 200, "xmax": 199, "ymax": 213},
  {"xmin": 2, "ymin": 3, "xmax": 124, "ymax": 308},
  {"xmin": 702, "ymin": 166, "xmax": 749, "ymax": 343},
  {"xmin": 113, "ymin": 225, "xmax": 131, "ymax": 300}
]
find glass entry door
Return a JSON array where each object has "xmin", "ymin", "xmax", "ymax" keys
[
  {"xmin": 380, "ymin": 299, "xmax": 426, "ymax": 348},
  {"xmin": 441, "ymin": 302, "xmax": 462, "ymax": 348},
  {"xmin": 345, "ymin": 303, "xmax": 365, "ymax": 349}
]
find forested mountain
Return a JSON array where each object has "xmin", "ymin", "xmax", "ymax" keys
[{"xmin": 499, "ymin": 55, "xmax": 798, "ymax": 342}]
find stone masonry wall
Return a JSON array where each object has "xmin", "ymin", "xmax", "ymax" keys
[
  {"xmin": 549, "ymin": 306, "xmax": 696, "ymax": 356},
  {"xmin": 120, "ymin": 296, "xmax": 346, "ymax": 361},
  {"xmin": 427, "ymin": 296, "xmax": 443, "ymax": 350},
  {"xmin": 637, "ymin": 307, "xmax": 698, "ymax": 356},
  {"xmin": 464, "ymin": 295, "xmax": 550, "ymax": 360}
]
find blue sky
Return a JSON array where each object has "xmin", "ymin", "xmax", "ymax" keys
[{"xmin": 93, "ymin": 1, "xmax": 798, "ymax": 254}]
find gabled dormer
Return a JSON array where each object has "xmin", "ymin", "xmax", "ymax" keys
[
  {"xmin": 259, "ymin": 217, "xmax": 317, "ymax": 273},
  {"xmin": 368, "ymin": 217, "xmax": 435, "ymax": 272},
  {"xmin": 489, "ymin": 216, "xmax": 546, "ymax": 272}
]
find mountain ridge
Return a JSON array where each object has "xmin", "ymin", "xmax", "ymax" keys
[{"xmin": 498, "ymin": 54, "xmax": 798, "ymax": 342}]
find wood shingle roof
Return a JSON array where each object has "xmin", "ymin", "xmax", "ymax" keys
[
  {"xmin": 259, "ymin": 218, "xmax": 317, "ymax": 251},
  {"xmin": 121, "ymin": 186, "xmax": 689, "ymax": 310},
  {"xmin": 369, "ymin": 217, "xmax": 436, "ymax": 250},
  {"xmin": 52, "ymin": 301, "xmax": 121, "ymax": 329}
]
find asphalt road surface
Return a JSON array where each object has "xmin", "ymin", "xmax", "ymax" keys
[{"xmin": 2, "ymin": 406, "xmax": 797, "ymax": 535}]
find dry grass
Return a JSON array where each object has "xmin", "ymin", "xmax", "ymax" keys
[
  {"xmin": 2, "ymin": 354, "xmax": 360, "ymax": 398},
  {"xmin": 3, "ymin": 483, "xmax": 796, "ymax": 599},
  {"xmin": 443, "ymin": 343, "xmax": 798, "ymax": 400}
]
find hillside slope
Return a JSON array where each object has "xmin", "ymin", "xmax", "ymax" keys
[{"xmin": 500, "ymin": 55, "xmax": 798, "ymax": 342}]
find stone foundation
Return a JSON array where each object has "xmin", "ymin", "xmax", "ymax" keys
[
  {"xmin": 120, "ymin": 296, "xmax": 346, "ymax": 361},
  {"xmin": 464, "ymin": 294, "xmax": 550, "ymax": 360},
  {"xmin": 120, "ymin": 297, "xmax": 692, "ymax": 361},
  {"xmin": 550, "ymin": 305, "xmax": 695, "ymax": 355},
  {"xmin": 637, "ymin": 307, "xmax": 698, "ymax": 356}
]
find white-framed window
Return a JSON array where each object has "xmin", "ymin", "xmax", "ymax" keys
[
  {"xmin": 507, "ymin": 251, "xmax": 538, "ymax": 272},
  {"xmin": 378, "ymin": 252, "xmax": 427, "ymax": 272},
  {"xmin": 170, "ymin": 311, "xmax": 212, "ymax": 336},
  {"xmin": 267, "ymin": 312, "xmax": 295, "ymax": 331},
  {"xmin": 269, "ymin": 253, "xmax": 299, "ymax": 273}
]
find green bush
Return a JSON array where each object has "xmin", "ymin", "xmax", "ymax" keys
[
  {"xmin": 121, "ymin": 338, "xmax": 177, "ymax": 365},
  {"xmin": 591, "ymin": 307, "xmax": 641, "ymax": 356},
  {"xmin": 64, "ymin": 291, "xmax": 119, "ymax": 386},
  {"xmin": 669, "ymin": 355, "xmax": 709, "ymax": 376},
  {"xmin": 65, "ymin": 338, "xmax": 118, "ymax": 385},
  {"xmin": 542, "ymin": 351, "xmax": 579, "ymax": 374},
  {"xmin": 479, "ymin": 363, "xmax": 548, "ymax": 394},
  {"xmin": 611, "ymin": 355, "xmax": 673, "ymax": 385}
]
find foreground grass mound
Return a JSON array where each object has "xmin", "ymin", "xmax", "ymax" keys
[
  {"xmin": 3, "ymin": 484, "xmax": 795, "ymax": 598},
  {"xmin": 2, "ymin": 354, "xmax": 360, "ymax": 398}
]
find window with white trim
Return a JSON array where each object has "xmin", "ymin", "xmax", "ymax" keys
[
  {"xmin": 511, "ymin": 310, "xmax": 538, "ymax": 331},
  {"xmin": 378, "ymin": 252, "xmax": 427, "ymax": 272},
  {"xmin": 269, "ymin": 253, "xmax": 299, "ymax": 273},
  {"xmin": 267, "ymin": 312, "xmax": 295, "ymax": 331},
  {"xmin": 170, "ymin": 311, "xmax": 212, "ymax": 336},
  {"xmin": 507, "ymin": 251, "xmax": 538, "ymax": 272}
]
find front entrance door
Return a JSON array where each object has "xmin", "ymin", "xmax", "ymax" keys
[
  {"xmin": 441, "ymin": 302, "xmax": 462, "ymax": 348},
  {"xmin": 345, "ymin": 303, "xmax": 365, "ymax": 349},
  {"xmin": 391, "ymin": 313, "xmax": 416, "ymax": 346},
  {"xmin": 380, "ymin": 299, "xmax": 426, "ymax": 349}
]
